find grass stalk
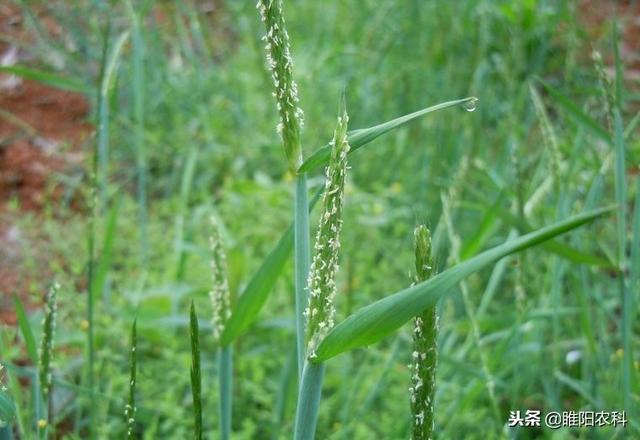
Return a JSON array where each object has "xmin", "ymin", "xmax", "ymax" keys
[
  {"xmin": 610, "ymin": 23, "xmax": 632, "ymax": 415},
  {"xmin": 125, "ymin": 319, "xmax": 137, "ymax": 440},
  {"xmin": 293, "ymin": 362, "xmax": 325, "ymax": 440},
  {"xmin": 85, "ymin": 24, "xmax": 111, "ymax": 438},
  {"xmin": 218, "ymin": 346, "xmax": 232, "ymax": 440},
  {"xmin": 189, "ymin": 302, "xmax": 203, "ymax": 440}
]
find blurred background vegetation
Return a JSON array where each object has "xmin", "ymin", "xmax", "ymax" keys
[{"xmin": 0, "ymin": 0, "xmax": 638, "ymax": 438}]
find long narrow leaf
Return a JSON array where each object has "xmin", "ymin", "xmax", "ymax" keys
[
  {"xmin": 537, "ymin": 79, "xmax": 611, "ymax": 145},
  {"xmin": 0, "ymin": 66, "xmax": 88, "ymax": 93},
  {"xmin": 298, "ymin": 97, "xmax": 477, "ymax": 173},
  {"xmin": 13, "ymin": 296, "xmax": 38, "ymax": 365},
  {"xmin": 91, "ymin": 198, "xmax": 120, "ymax": 297},
  {"xmin": 494, "ymin": 207, "xmax": 614, "ymax": 268},
  {"xmin": 315, "ymin": 207, "xmax": 613, "ymax": 361}
]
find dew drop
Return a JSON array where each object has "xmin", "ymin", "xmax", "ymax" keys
[{"xmin": 464, "ymin": 98, "xmax": 478, "ymax": 112}]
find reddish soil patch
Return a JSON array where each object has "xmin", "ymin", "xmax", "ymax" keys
[
  {"xmin": 0, "ymin": 80, "xmax": 90, "ymax": 210},
  {"xmin": 578, "ymin": 0, "xmax": 640, "ymax": 82},
  {"xmin": 0, "ymin": 3, "xmax": 91, "ymax": 322}
]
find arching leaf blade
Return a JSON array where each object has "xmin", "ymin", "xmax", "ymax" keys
[
  {"xmin": 315, "ymin": 206, "xmax": 614, "ymax": 361},
  {"xmin": 298, "ymin": 97, "xmax": 477, "ymax": 173}
]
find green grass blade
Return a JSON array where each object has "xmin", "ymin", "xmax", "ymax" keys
[
  {"xmin": 630, "ymin": 178, "xmax": 640, "ymax": 349},
  {"xmin": 315, "ymin": 207, "xmax": 613, "ymax": 361},
  {"xmin": 220, "ymin": 188, "xmax": 321, "ymax": 345},
  {"xmin": 537, "ymin": 78, "xmax": 611, "ymax": 145},
  {"xmin": 13, "ymin": 296, "xmax": 38, "ymax": 365},
  {"xmin": 218, "ymin": 346, "xmax": 232, "ymax": 440},
  {"xmin": 125, "ymin": 0, "xmax": 148, "ymax": 264},
  {"xmin": 494, "ymin": 207, "xmax": 614, "ymax": 268},
  {"xmin": 0, "ymin": 66, "xmax": 88, "ymax": 93},
  {"xmin": 460, "ymin": 192, "xmax": 504, "ymax": 260},
  {"xmin": 97, "ymin": 30, "xmax": 130, "ymax": 210},
  {"xmin": 189, "ymin": 302, "xmax": 202, "ymax": 440},
  {"xmin": 91, "ymin": 198, "xmax": 120, "ymax": 298},
  {"xmin": 298, "ymin": 97, "xmax": 477, "ymax": 173},
  {"xmin": 125, "ymin": 319, "xmax": 137, "ymax": 440},
  {"xmin": 221, "ymin": 225, "xmax": 292, "ymax": 345}
]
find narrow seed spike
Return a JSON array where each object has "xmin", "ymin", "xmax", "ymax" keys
[
  {"xmin": 305, "ymin": 103, "xmax": 350, "ymax": 356},
  {"xmin": 256, "ymin": 0, "xmax": 304, "ymax": 173},
  {"xmin": 39, "ymin": 282, "xmax": 59, "ymax": 405},
  {"xmin": 208, "ymin": 216, "xmax": 231, "ymax": 344}
]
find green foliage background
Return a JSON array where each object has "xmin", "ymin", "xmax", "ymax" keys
[{"xmin": 1, "ymin": 0, "xmax": 638, "ymax": 438}]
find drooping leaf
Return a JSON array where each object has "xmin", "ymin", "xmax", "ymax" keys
[
  {"xmin": 494, "ymin": 207, "xmax": 614, "ymax": 268},
  {"xmin": 298, "ymin": 97, "xmax": 477, "ymax": 173},
  {"xmin": 315, "ymin": 207, "xmax": 613, "ymax": 361}
]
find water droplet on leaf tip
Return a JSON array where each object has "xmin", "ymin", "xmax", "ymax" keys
[{"xmin": 464, "ymin": 98, "xmax": 478, "ymax": 112}]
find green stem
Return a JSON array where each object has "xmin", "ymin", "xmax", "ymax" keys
[
  {"xmin": 294, "ymin": 361, "xmax": 325, "ymax": 440},
  {"xmin": 218, "ymin": 345, "xmax": 232, "ymax": 440},
  {"xmin": 189, "ymin": 302, "xmax": 202, "ymax": 440},
  {"xmin": 294, "ymin": 174, "xmax": 310, "ymax": 378}
]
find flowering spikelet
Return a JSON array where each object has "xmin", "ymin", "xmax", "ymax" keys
[
  {"xmin": 409, "ymin": 226, "xmax": 437, "ymax": 440},
  {"xmin": 529, "ymin": 84, "xmax": 562, "ymax": 183},
  {"xmin": 39, "ymin": 282, "xmax": 59, "ymax": 403},
  {"xmin": 304, "ymin": 105, "xmax": 350, "ymax": 359},
  {"xmin": 592, "ymin": 49, "xmax": 615, "ymax": 130},
  {"xmin": 256, "ymin": 0, "xmax": 304, "ymax": 173},
  {"xmin": 0, "ymin": 363, "xmax": 7, "ymax": 393},
  {"xmin": 208, "ymin": 216, "xmax": 231, "ymax": 344}
]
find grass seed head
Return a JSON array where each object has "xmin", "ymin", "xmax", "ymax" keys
[
  {"xmin": 209, "ymin": 216, "xmax": 231, "ymax": 344},
  {"xmin": 39, "ymin": 282, "xmax": 59, "ymax": 402},
  {"xmin": 257, "ymin": 0, "xmax": 304, "ymax": 173},
  {"xmin": 305, "ymin": 104, "xmax": 350, "ymax": 359}
]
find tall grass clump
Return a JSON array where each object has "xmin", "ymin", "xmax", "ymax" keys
[
  {"xmin": 409, "ymin": 225, "xmax": 436, "ymax": 439},
  {"xmin": 295, "ymin": 103, "xmax": 350, "ymax": 440}
]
